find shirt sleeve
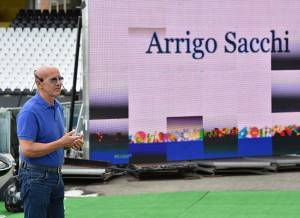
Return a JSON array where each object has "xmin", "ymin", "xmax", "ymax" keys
[{"xmin": 17, "ymin": 111, "xmax": 38, "ymax": 141}]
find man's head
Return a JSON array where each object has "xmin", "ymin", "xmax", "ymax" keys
[{"xmin": 34, "ymin": 66, "xmax": 63, "ymax": 99}]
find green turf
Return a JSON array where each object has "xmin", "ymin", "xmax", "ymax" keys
[{"xmin": 1, "ymin": 191, "xmax": 300, "ymax": 218}]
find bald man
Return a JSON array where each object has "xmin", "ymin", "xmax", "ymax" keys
[{"xmin": 17, "ymin": 66, "xmax": 84, "ymax": 218}]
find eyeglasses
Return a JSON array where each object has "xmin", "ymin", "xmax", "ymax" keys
[
  {"xmin": 34, "ymin": 72, "xmax": 64, "ymax": 85},
  {"xmin": 48, "ymin": 76, "xmax": 64, "ymax": 85}
]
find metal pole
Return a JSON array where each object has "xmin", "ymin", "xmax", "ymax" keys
[
  {"xmin": 56, "ymin": 0, "xmax": 59, "ymax": 11},
  {"xmin": 68, "ymin": 16, "xmax": 82, "ymax": 131},
  {"xmin": 64, "ymin": 0, "xmax": 66, "ymax": 12}
]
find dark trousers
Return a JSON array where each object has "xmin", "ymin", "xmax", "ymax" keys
[{"xmin": 19, "ymin": 167, "xmax": 64, "ymax": 218}]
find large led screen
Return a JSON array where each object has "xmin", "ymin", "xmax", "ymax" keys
[{"xmin": 88, "ymin": 1, "xmax": 300, "ymax": 164}]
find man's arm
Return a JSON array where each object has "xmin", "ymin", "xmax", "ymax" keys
[
  {"xmin": 20, "ymin": 139, "xmax": 64, "ymax": 158},
  {"xmin": 19, "ymin": 131, "xmax": 83, "ymax": 158}
]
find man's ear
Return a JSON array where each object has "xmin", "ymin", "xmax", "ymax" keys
[{"xmin": 35, "ymin": 80, "xmax": 42, "ymax": 88}]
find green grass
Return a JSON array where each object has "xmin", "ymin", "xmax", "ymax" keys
[{"xmin": 1, "ymin": 191, "xmax": 300, "ymax": 218}]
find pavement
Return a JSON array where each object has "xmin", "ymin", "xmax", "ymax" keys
[{"xmin": 64, "ymin": 171, "xmax": 300, "ymax": 196}]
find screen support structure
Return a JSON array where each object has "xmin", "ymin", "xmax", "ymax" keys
[{"xmin": 68, "ymin": 15, "xmax": 82, "ymax": 132}]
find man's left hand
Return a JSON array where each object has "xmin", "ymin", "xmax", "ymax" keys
[{"xmin": 72, "ymin": 135, "xmax": 84, "ymax": 149}]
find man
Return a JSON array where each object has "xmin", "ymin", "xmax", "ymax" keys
[{"xmin": 17, "ymin": 66, "xmax": 84, "ymax": 218}]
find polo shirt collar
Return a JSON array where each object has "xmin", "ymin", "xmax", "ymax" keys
[{"xmin": 35, "ymin": 92, "xmax": 59, "ymax": 110}]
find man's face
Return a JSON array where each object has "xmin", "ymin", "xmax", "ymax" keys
[{"xmin": 39, "ymin": 68, "xmax": 63, "ymax": 98}]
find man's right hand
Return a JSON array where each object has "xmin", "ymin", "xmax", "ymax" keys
[{"xmin": 59, "ymin": 130, "xmax": 83, "ymax": 148}]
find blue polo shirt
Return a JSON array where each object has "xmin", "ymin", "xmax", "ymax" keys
[{"xmin": 17, "ymin": 93, "xmax": 65, "ymax": 167}]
